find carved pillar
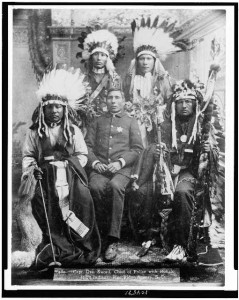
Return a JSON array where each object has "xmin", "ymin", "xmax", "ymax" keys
[
  {"xmin": 49, "ymin": 9, "xmax": 76, "ymax": 67},
  {"xmin": 49, "ymin": 27, "xmax": 75, "ymax": 67}
]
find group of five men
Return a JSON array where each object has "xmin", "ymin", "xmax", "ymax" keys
[{"xmin": 16, "ymin": 19, "xmax": 218, "ymax": 268}]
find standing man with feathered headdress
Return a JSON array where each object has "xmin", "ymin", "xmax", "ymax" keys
[
  {"xmin": 77, "ymin": 29, "xmax": 122, "ymax": 115},
  {"xmin": 12, "ymin": 67, "xmax": 101, "ymax": 269},
  {"xmin": 123, "ymin": 16, "xmax": 195, "ymax": 147}
]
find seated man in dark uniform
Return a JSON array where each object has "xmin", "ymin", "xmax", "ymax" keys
[{"xmin": 85, "ymin": 88, "xmax": 143, "ymax": 261}]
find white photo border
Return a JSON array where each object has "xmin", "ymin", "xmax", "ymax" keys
[{"xmin": 3, "ymin": 1, "xmax": 238, "ymax": 295}]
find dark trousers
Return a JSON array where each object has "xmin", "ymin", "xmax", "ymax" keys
[
  {"xmin": 89, "ymin": 172, "xmax": 130, "ymax": 240},
  {"xmin": 168, "ymin": 171, "xmax": 195, "ymax": 248},
  {"xmin": 128, "ymin": 181, "xmax": 156, "ymax": 241}
]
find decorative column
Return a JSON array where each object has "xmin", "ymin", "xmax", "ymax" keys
[
  {"xmin": 49, "ymin": 9, "xmax": 84, "ymax": 68},
  {"xmin": 49, "ymin": 26, "xmax": 76, "ymax": 67}
]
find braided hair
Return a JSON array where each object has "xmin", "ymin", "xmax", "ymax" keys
[{"xmin": 30, "ymin": 103, "xmax": 77, "ymax": 145}]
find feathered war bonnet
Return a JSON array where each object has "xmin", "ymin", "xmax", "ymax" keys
[
  {"xmin": 129, "ymin": 17, "xmax": 182, "ymax": 73},
  {"xmin": 127, "ymin": 17, "xmax": 197, "ymax": 91},
  {"xmin": 132, "ymin": 16, "xmax": 183, "ymax": 59},
  {"xmin": 34, "ymin": 67, "xmax": 89, "ymax": 143},
  {"xmin": 77, "ymin": 29, "xmax": 119, "ymax": 78},
  {"xmin": 170, "ymin": 79, "xmax": 204, "ymax": 149}
]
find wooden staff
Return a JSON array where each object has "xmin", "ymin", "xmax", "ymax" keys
[{"xmin": 38, "ymin": 179, "xmax": 62, "ymax": 267}]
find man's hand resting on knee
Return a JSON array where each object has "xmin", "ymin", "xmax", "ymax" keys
[
  {"xmin": 94, "ymin": 162, "xmax": 108, "ymax": 174},
  {"xmin": 94, "ymin": 161, "xmax": 123, "ymax": 174},
  {"xmin": 107, "ymin": 162, "xmax": 122, "ymax": 174}
]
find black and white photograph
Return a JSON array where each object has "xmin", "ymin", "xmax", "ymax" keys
[{"xmin": 3, "ymin": 2, "xmax": 237, "ymax": 296}]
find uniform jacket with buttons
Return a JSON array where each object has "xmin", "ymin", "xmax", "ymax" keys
[{"xmin": 85, "ymin": 111, "xmax": 143, "ymax": 178}]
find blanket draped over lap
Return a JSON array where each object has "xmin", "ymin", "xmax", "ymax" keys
[
  {"xmin": 31, "ymin": 155, "xmax": 101, "ymax": 269},
  {"xmin": 15, "ymin": 125, "xmax": 101, "ymax": 269}
]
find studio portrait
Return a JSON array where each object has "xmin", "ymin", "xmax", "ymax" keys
[{"xmin": 4, "ymin": 3, "xmax": 236, "ymax": 294}]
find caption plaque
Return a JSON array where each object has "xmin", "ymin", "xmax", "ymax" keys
[{"xmin": 54, "ymin": 268, "xmax": 180, "ymax": 283}]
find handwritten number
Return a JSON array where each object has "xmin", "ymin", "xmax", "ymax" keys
[{"xmin": 125, "ymin": 290, "xmax": 148, "ymax": 296}]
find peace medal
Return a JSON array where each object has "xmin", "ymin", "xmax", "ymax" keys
[{"xmin": 180, "ymin": 135, "xmax": 187, "ymax": 143}]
